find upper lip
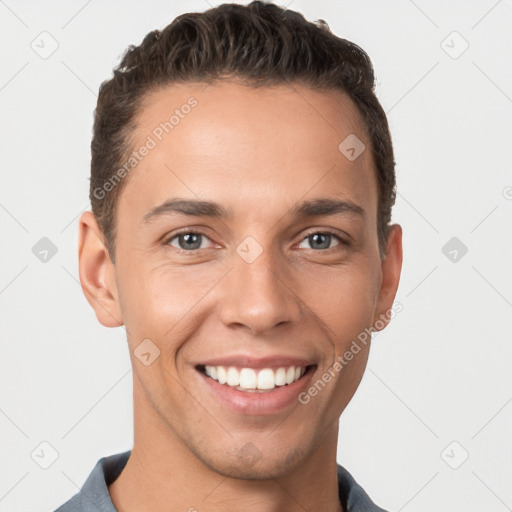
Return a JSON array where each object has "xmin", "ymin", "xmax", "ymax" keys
[{"xmin": 195, "ymin": 355, "xmax": 315, "ymax": 370}]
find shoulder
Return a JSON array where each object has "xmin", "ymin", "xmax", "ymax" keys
[
  {"xmin": 53, "ymin": 494, "xmax": 82, "ymax": 512},
  {"xmin": 337, "ymin": 464, "xmax": 390, "ymax": 512},
  {"xmin": 51, "ymin": 450, "xmax": 131, "ymax": 512}
]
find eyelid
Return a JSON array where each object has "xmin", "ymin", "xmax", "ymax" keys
[
  {"xmin": 296, "ymin": 229, "xmax": 349, "ymax": 249},
  {"xmin": 164, "ymin": 227, "xmax": 350, "ymax": 252},
  {"xmin": 164, "ymin": 229, "xmax": 218, "ymax": 251},
  {"xmin": 300, "ymin": 227, "xmax": 349, "ymax": 242}
]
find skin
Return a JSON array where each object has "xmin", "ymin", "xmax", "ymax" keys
[{"xmin": 78, "ymin": 80, "xmax": 402, "ymax": 512}]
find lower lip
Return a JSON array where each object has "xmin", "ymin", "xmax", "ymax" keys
[{"xmin": 197, "ymin": 367, "xmax": 316, "ymax": 415}]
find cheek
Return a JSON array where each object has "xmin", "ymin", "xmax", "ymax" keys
[
  {"xmin": 116, "ymin": 270, "xmax": 190, "ymax": 393},
  {"xmin": 118, "ymin": 263, "xmax": 192, "ymax": 331},
  {"xmin": 324, "ymin": 262, "xmax": 379, "ymax": 401},
  {"xmin": 308, "ymin": 259, "xmax": 381, "ymax": 340},
  {"xmin": 117, "ymin": 263, "xmax": 217, "ymax": 371}
]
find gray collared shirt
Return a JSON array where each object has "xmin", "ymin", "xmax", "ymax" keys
[{"xmin": 54, "ymin": 451, "xmax": 389, "ymax": 512}]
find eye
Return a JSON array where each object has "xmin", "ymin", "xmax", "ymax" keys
[
  {"xmin": 164, "ymin": 229, "xmax": 348, "ymax": 253},
  {"xmin": 297, "ymin": 231, "xmax": 346, "ymax": 251},
  {"xmin": 165, "ymin": 231, "xmax": 213, "ymax": 251}
]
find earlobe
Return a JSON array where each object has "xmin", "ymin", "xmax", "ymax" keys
[
  {"xmin": 77, "ymin": 211, "xmax": 124, "ymax": 328},
  {"xmin": 372, "ymin": 224, "xmax": 403, "ymax": 331}
]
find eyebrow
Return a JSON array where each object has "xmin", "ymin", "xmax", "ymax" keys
[{"xmin": 142, "ymin": 197, "xmax": 365, "ymax": 223}]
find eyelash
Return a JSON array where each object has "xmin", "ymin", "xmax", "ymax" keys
[{"xmin": 163, "ymin": 229, "xmax": 349, "ymax": 253}]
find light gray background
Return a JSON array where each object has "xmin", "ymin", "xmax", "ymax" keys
[{"xmin": 1, "ymin": 1, "xmax": 511, "ymax": 511}]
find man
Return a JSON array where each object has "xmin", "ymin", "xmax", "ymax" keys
[{"xmin": 56, "ymin": 1, "xmax": 402, "ymax": 511}]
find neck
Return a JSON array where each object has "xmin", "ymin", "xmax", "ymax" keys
[{"xmin": 109, "ymin": 386, "xmax": 343, "ymax": 512}]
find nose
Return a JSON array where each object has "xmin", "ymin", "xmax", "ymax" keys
[{"xmin": 219, "ymin": 241, "xmax": 302, "ymax": 336}]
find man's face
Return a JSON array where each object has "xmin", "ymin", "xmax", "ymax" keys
[{"xmin": 81, "ymin": 81, "xmax": 401, "ymax": 479}]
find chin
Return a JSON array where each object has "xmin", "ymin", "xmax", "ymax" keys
[{"xmin": 193, "ymin": 443, "xmax": 307, "ymax": 481}]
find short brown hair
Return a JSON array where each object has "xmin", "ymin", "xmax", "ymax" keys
[{"xmin": 90, "ymin": 0, "xmax": 396, "ymax": 263}]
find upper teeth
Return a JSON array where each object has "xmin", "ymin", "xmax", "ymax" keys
[{"xmin": 204, "ymin": 365, "xmax": 306, "ymax": 390}]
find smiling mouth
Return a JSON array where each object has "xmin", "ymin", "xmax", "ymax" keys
[{"xmin": 196, "ymin": 364, "xmax": 315, "ymax": 392}]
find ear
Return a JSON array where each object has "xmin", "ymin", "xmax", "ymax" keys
[
  {"xmin": 77, "ymin": 211, "xmax": 123, "ymax": 327},
  {"xmin": 372, "ymin": 224, "xmax": 403, "ymax": 331}
]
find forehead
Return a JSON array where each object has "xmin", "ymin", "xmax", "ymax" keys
[{"xmin": 119, "ymin": 80, "xmax": 377, "ymax": 223}]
